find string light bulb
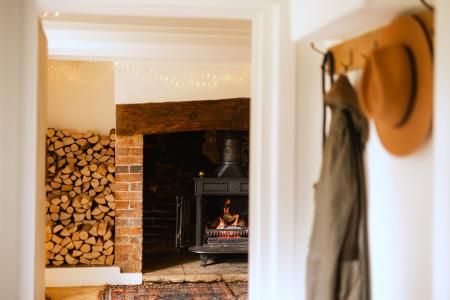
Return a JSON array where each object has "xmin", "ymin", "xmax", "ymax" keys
[
  {"xmin": 48, "ymin": 61, "xmax": 111, "ymax": 84},
  {"xmin": 41, "ymin": 11, "xmax": 60, "ymax": 18}
]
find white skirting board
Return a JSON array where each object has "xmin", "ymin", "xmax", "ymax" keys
[{"xmin": 45, "ymin": 267, "xmax": 142, "ymax": 287}]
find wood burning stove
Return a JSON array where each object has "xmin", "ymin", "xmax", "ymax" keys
[{"xmin": 189, "ymin": 131, "xmax": 249, "ymax": 267}]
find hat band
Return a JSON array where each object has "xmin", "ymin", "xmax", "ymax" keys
[{"xmin": 395, "ymin": 46, "xmax": 417, "ymax": 128}]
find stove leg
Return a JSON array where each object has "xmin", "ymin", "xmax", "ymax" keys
[{"xmin": 199, "ymin": 254, "xmax": 208, "ymax": 267}]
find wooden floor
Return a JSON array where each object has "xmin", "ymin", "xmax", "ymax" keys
[{"xmin": 45, "ymin": 286, "xmax": 106, "ymax": 300}]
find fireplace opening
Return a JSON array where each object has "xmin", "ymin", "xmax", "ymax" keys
[
  {"xmin": 142, "ymin": 130, "xmax": 249, "ymax": 265},
  {"xmin": 143, "ymin": 131, "xmax": 215, "ymax": 256}
]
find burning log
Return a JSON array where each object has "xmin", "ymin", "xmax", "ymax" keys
[
  {"xmin": 210, "ymin": 198, "xmax": 246, "ymax": 230},
  {"xmin": 222, "ymin": 198, "xmax": 240, "ymax": 226},
  {"xmin": 45, "ymin": 128, "xmax": 115, "ymax": 266}
]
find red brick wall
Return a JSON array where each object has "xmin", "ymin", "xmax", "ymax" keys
[{"xmin": 114, "ymin": 135, "xmax": 143, "ymax": 273}]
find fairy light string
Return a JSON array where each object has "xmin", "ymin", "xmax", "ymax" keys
[{"xmin": 48, "ymin": 61, "xmax": 250, "ymax": 88}]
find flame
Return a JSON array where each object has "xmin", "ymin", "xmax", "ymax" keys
[
  {"xmin": 233, "ymin": 214, "xmax": 239, "ymax": 226},
  {"xmin": 217, "ymin": 217, "xmax": 226, "ymax": 229},
  {"xmin": 215, "ymin": 198, "xmax": 240, "ymax": 229},
  {"xmin": 224, "ymin": 198, "xmax": 231, "ymax": 215}
]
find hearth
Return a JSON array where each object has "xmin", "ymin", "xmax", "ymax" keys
[{"xmin": 189, "ymin": 131, "xmax": 249, "ymax": 267}]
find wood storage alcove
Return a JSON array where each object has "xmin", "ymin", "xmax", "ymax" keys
[
  {"xmin": 45, "ymin": 129, "xmax": 116, "ymax": 267},
  {"xmin": 114, "ymin": 98, "xmax": 249, "ymax": 273}
]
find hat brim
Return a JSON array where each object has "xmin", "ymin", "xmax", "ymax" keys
[{"xmin": 370, "ymin": 15, "xmax": 433, "ymax": 156}]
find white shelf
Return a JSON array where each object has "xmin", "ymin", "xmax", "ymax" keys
[
  {"xmin": 45, "ymin": 267, "xmax": 142, "ymax": 287},
  {"xmin": 290, "ymin": 0, "xmax": 425, "ymax": 40}
]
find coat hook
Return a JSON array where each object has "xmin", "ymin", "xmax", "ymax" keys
[
  {"xmin": 310, "ymin": 42, "xmax": 326, "ymax": 55},
  {"xmin": 340, "ymin": 49, "xmax": 353, "ymax": 72},
  {"xmin": 419, "ymin": 0, "xmax": 435, "ymax": 11}
]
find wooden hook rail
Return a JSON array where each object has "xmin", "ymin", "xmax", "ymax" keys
[{"xmin": 328, "ymin": 10, "xmax": 433, "ymax": 74}]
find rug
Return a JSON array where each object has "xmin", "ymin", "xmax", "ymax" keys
[{"xmin": 106, "ymin": 282, "xmax": 247, "ymax": 300}]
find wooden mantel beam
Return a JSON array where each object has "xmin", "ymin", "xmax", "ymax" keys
[{"xmin": 116, "ymin": 98, "xmax": 250, "ymax": 136}]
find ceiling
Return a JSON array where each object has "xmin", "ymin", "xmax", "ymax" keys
[{"xmin": 42, "ymin": 14, "xmax": 252, "ymax": 63}]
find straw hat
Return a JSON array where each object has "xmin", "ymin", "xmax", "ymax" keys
[{"xmin": 358, "ymin": 15, "xmax": 433, "ymax": 156}]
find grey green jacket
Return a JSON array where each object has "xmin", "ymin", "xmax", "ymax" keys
[{"xmin": 306, "ymin": 75, "xmax": 370, "ymax": 300}]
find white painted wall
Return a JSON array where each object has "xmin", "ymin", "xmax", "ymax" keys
[
  {"xmin": 114, "ymin": 62, "xmax": 250, "ymax": 103},
  {"xmin": 294, "ymin": 42, "xmax": 323, "ymax": 299},
  {"xmin": 367, "ymin": 130, "xmax": 433, "ymax": 299},
  {"xmin": 47, "ymin": 60, "xmax": 115, "ymax": 134}
]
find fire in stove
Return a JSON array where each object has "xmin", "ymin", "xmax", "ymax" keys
[
  {"xmin": 216, "ymin": 198, "xmax": 244, "ymax": 228},
  {"xmin": 205, "ymin": 198, "xmax": 249, "ymax": 244}
]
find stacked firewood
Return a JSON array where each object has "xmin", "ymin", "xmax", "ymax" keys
[{"xmin": 45, "ymin": 128, "xmax": 115, "ymax": 266}]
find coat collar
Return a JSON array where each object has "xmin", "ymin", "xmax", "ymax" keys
[{"xmin": 324, "ymin": 75, "xmax": 369, "ymax": 145}]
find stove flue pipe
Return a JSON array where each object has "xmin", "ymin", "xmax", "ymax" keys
[{"xmin": 215, "ymin": 131, "xmax": 246, "ymax": 178}]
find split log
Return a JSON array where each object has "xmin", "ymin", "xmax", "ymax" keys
[
  {"xmin": 80, "ymin": 243, "xmax": 91, "ymax": 253},
  {"xmin": 103, "ymin": 229, "xmax": 113, "ymax": 241},
  {"xmin": 60, "ymin": 247, "xmax": 69, "ymax": 256},
  {"xmin": 103, "ymin": 246, "xmax": 114, "ymax": 256},
  {"xmin": 92, "ymin": 245, "xmax": 103, "ymax": 252},
  {"xmin": 86, "ymin": 236, "xmax": 96, "ymax": 245},
  {"xmin": 73, "ymin": 240, "xmax": 83, "ymax": 250},
  {"xmin": 105, "ymin": 255, "xmax": 114, "ymax": 265},
  {"xmin": 47, "ymin": 128, "xmax": 56, "ymax": 138},
  {"xmin": 88, "ymin": 222, "xmax": 99, "ymax": 237},
  {"xmin": 65, "ymin": 254, "xmax": 79, "ymax": 265},
  {"xmin": 45, "ymin": 241, "xmax": 54, "ymax": 251},
  {"xmin": 79, "ymin": 224, "xmax": 92, "ymax": 240},
  {"xmin": 80, "ymin": 257, "xmax": 91, "ymax": 264},
  {"xmin": 98, "ymin": 221, "xmax": 107, "ymax": 236}
]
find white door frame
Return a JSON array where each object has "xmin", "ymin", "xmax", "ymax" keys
[
  {"xmin": 433, "ymin": 1, "xmax": 450, "ymax": 299},
  {"xmin": 37, "ymin": 0, "xmax": 298, "ymax": 299}
]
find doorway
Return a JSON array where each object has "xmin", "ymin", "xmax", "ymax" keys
[{"xmin": 37, "ymin": 1, "xmax": 298, "ymax": 299}]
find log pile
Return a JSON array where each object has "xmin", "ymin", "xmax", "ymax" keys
[{"xmin": 45, "ymin": 128, "xmax": 116, "ymax": 266}]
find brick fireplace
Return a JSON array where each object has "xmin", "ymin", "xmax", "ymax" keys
[{"xmin": 114, "ymin": 98, "xmax": 249, "ymax": 273}]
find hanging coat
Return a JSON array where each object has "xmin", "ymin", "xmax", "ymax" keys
[{"xmin": 306, "ymin": 75, "xmax": 370, "ymax": 300}]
